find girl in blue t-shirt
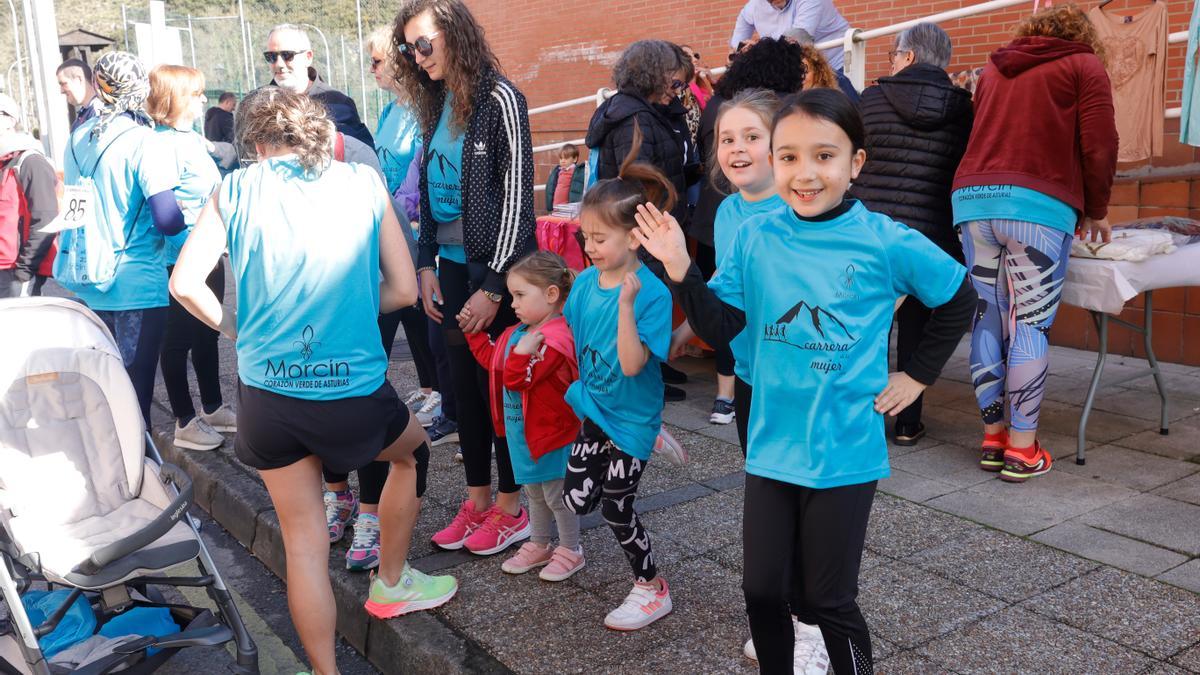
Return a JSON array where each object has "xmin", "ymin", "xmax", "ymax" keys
[
  {"xmin": 672, "ymin": 88, "xmax": 785, "ymax": 440},
  {"xmin": 560, "ymin": 136, "xmax": 677, "ymax": 631},
  {"xmin": 635, "ymin": 89, "xmax": 976, "ymax": 674},
  {"xmin": 461, "ymin": 252, "xmax": 584, "ymax": 581}
]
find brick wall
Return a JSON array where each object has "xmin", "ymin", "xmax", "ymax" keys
[{"xmin": 463, "ymin": 0, "xmax": 1198, "ymax": 363}]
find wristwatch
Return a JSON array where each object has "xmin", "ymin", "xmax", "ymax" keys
[{"xmin": 482, "ymin": 290, "xmax": 503, "ymax": 303}]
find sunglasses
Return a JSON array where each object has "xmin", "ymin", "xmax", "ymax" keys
[
  {"xmin": 688, "ymin": 51, "xmax": 701, "ymax": 60},
  {"xmin": 670, "ymin": 79, "xmax": 687, "ymax": 92},
  {"xmin": 263, "ymin": 50, "xmax": 303, "ymax": 65},
  {"xmin": 398, "ymin": 31, "xmax": 440, "ymax": 61}
]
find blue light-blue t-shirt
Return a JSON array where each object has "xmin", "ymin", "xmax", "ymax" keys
[
  {"xmin": 951, "ymin": 185, "xmax": 1077, "ymax": 235},
  {"xmin": 563, "ymin": 264, "xmax": 672, "ymax": 460},
  {"xmin": 428, "ymin": 96, "xmax": 465, "ymax": 265},
  {"xmin": 219, "ymin": 156, "xmax": 389, "ymax": 400},
  {"xmin": 714, "ymin": 192, "xmax": 788, "ymax": 380},
  {"xmin": 375, "ymin": 99, "xmax": 422, "ymax": 194},
  {"xmin": 714, "ymin": 192, "xmax": 787, "ymax": 262},
  {"xmin": 156, "ymin": 126, "xmax": 221, "ymax": 265},
  {"xmin": 710, "ymin": 201, "xmax": 966, "ymax": 488},
  {"xmin": 502, "ymin": 325, "xmax": 572, "ymax": 484},
  {"xmin": 63, "ymin": 115, "xmax": 176, "ymax": 311}
]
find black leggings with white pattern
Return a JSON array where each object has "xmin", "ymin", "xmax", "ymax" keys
[{"xmin": 562, "ymin": 419, "xmax": 656, "ymax": 583}]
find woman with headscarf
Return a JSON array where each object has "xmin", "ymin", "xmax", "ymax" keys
[{"xmin": 59, "ymin": 51, "xmax": 186, "ymax": 425}]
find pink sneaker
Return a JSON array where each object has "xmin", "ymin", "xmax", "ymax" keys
[
  {"xmin": 653, "ymin": 427, "xmax": 688, "ymax": 467},
  {"xmin": 539, "ymin": 546, "xmax": 585, "ymax": 582},
  {"xmin": 431, "ymin": 500, "xmax": 487, "ymax": 550},
  {"xmin": 500, "ymin": 542, "xmax": 554, "ymax": 574},
  {"xmin": 464, "ymin": 506, "xmax": 530, "ymax": 555}
]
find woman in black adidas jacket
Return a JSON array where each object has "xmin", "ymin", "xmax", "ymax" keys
[{"xmin": 393, "ymin": 0, "xmax": 537, "ymax": 553}]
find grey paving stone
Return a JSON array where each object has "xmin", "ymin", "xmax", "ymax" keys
[
  {"xmin": 658, "ymin": 426, "xmax": 747, "ymax": 485},
  {"xmin": 1114, "ymin": 420, "xmax": 1200, "ymax": 462},
  {"xmin": 1086, "ymin": 387, "xmax": 1200, "ymax": 425},
  {"xmin": 433, "ymin": 554, "xmax": 578, "ymax": 629},
  {"xmin": 1155, "ymin": 473, "xmax": 1200, "ymax": 506},
  {"xmin": 634, "ymin": 459, "xmax": 700, "ymax": 498},
  {"xmin": 406, "ymin": 500, "xmax": 455, "ymax": 561},
  {"xmin": 1140, "ymin": 661, "xmax": 1195, "ymax": 674},
  {"xmin": 1157, "ymin": 560, "xmax": 1200, "ymax": 595},
  {"xmin": 704, "ymin": 542, "xmax": 743, "ymax": 574},
  {"xmin": 660, "ymin": 400, "xmax": 711, "ymax": 431},
  {"xmin": 641, "ymin": 489, "xmax": 743, "ymax": 555},
  {"xmin": 877, "ymin": 467, "xmax": 960, "ymax": 503},
  {"xmin": 1059, "ymin": 445, "xmax": 1200, "ymax": 492},
  {"xmin": 906, "ymin": 528, "xmax": 1099, "ymax": 602},
  {"xmin": 633, "ymin": 633, "xmax": 757, "ymax": 674},
  {"xmin": 926, "ymin": 470, "xmax": 1138, "ymax": 536},
  {"xmin": 1038, "ymin": 398, "xmax": 1157, "ymax": 445},
  {"xmin": 873, "ymin": 650, "xmax": 955, "ymax": 674},
  {"xmin": 564, "ymin": 526, "xmax": 697, "ymax": 591},
  {"xmin": 865, "ymin": 493, "xmax": 980, "ymax": 558},
  {"xmin": 917, "ymin": 605, "xmax": 1154, "ymax": 674},
  {"xmin": 1031, "ymin": 522, "xmax": 1189, "ymax": 577},
  {"xmin": 1169, "ymin": 642, "xmax": 1200, "ymax": 672},
  {"xmin": 693, "ymin": 417, "xmax": 744, "ymax": 446},
  {"xmin": 1022, "ymin": 567, "xmax": 1200, "ymax": 660},
  {"xmin": 858, "ymin": 560, "xmax": 1005, "ymax": 649},
  {"xmin": 1079, "ymin": 494, "xmax": 1200, "ymax": 556},
  {"xmin": 1124, "ymin": 371, "xmax": 1200, "ymax": 401},
  {"xmin": 891, "ymin": 441, "xmax": 1000, "ymax": 488}
]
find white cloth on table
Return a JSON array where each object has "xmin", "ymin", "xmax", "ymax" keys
[
  {"xmin": 1070, "ymin": 229, "xmax": 1176, "ymax": 262},
  {"xmin": 1063, "ymin": 241, "xmax": 1200, "ymax": 314}
]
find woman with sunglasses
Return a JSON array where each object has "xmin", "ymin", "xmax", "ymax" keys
[
  {"xmin": 586, "ymin": 39, "xmax": 697, "ymax": 229},
  {"xmin": 392, "ymin": 0, "xmax": 538, "ymax": 556}
]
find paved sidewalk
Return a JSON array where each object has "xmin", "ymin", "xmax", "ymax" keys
[{"xmin": 147, "ymin": 302, "xmax": 1200, "ymax": 673}]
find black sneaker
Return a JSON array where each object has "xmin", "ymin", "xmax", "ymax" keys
[
  {"xmin": 893, "ymin": 421, "xmax": 926, "ymax": 447},
  {"xmin": 661, "ymin": 363, "xmax": 688, "ymax": 385},
  {"xmin": 428, "ymin": 416, "xmax": 460, "ymax": 448},
  {"xmin": 710, "ymin": 398, "xmax": 735, "ymax": 425},
  {"xmin": 664, "ymin": 384, "xmax": 686, "ymax": 403}
]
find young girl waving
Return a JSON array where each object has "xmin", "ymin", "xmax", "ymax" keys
[
  {"xmin": 462, "ymin": 251, "xmax": 585, "ymax": 580},
  {"xmin": 561, "ymin": 133, "xmax": 675, "ymax": 631},
  {"xmin": 636, "ymin": 89, "xmax": 976, "ymax": 673}
]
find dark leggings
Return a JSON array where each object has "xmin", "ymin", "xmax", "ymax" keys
[
  {"xmin": 743, "ymin": 474, "xmax": 876, "ymax": 675},
  {"xmin": 398, "ymin": 304, "xmax": 438, "ymax": 389},
  {"xmin": 97, "ymin": 307, "xmax": 168, "ymax": 427},
  {"xmin": 735, "ymin": 376, "xmax": 752, "ymax": 455},
  {"xmin": 562, "ymin": 419, "xmax": 656, "ymax": 582},
  {"xmin": 695, "ymin": 242, "xmax": 735, "ymax": 377},
  {"xmin": 161, "ymin": 263, "xmax": 225, "ymax": 423},
  {"xmin": 439, "ymin": 259, "xmax": 518, "ymax": 493},
  {"xmin": 893, "ymin": 296, "xmax": 932, "ymax": 428},
  {"xmin": 429, "ymin": 312, "xmax": 456, "ymax": 421}
]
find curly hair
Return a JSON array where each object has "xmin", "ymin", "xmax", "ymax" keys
[
  {"xmin": 235, "ymin": 86, "xmax": 334, "ymax": 176},
  {"xmin": 798, "ymin": 45, "xmax": 838, "ymax": 90},
  {"xmin": 714, "ymin": 38, "xmax": 807, "ymax": 99},
  {"xmin": 391, "ymin": 0, "xmax": 500, "ymax": 134},
  {"xmin": 612, "ymin": 40, "xmax": 689, "ymax": 101},
  {"xmin": 1014, "ymin": 3, "xmax": 1107, "ymax": 66}
]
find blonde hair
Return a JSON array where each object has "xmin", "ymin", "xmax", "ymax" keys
[
  {"xmin": 798, "ymin": 45, "xmax": 838, "ymax": 90},
  {"xmin": 710, "ymin": 88, "xmax": 781, "ymax": 193},
  {"xmin": 367, "ymin": 26, "xmax": 394, "ymax": 57},
  {"xmin": 235, "ymin": 86, "xmax": 334, "ymax": 175},
  {"xmin": 509, "ymin": 251, "xmax": 576, "ymax": 302},
  {"xmin": 146, "ymin": 64, "xmax": 204, "ymax": 128},
  {"xmin": 1014, "ymin": 4, "xmax": 1107, "ymax": 66}
]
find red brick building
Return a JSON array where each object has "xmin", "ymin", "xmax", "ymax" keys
[{"xmin": 466, "ymin": 0, "xmax": 1199, "ymax": 364}]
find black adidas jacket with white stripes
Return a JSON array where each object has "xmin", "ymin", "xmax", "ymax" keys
[{"xmin": 416, "ymin": 68, "xmax": 537, "ymax": 296}]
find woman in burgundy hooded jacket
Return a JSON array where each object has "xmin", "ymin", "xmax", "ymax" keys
[{"xmin": 951, "ymin": 4, "xmax": 1117, "ymax": 484}]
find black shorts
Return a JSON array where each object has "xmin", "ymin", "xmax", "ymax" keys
[{"xmin": 235, "ymin": 380, "xmax": 410, "ymax": 474}]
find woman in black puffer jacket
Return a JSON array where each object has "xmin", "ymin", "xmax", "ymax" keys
[{"xmin": 849, "ymin": 22, "xmax": 973, "ymax": 445}]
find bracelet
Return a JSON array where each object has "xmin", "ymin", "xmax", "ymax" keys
[
  {"xmin": 416, "ymin": 266, "xmax": 436, "ymax": 275},
  {"xmin": 482, "ymin": 290, "xmax": 503, "ymax": 303}
]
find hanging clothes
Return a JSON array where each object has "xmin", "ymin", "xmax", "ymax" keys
[
  {"xmin": 1089, "ymin": 1, "xmax": 1169, "ymax": 162},
  {"xmin": 1182, "ymin": 0, "xmax": 1200, "ymax": 146}
]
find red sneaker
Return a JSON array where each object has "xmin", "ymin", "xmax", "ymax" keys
[
  {"xmin": 979, "ymin": 429, "xmax": 1008, "ymax": 472},
  {"xmin": 1000, "ymin": 441, "xmax": 1053, "ymax": 483},
  {"xmin": 430, "ymin": 500, "xmax": 487, "ymax": 550},
  {"xmin": 464, "ymin": 505, "xmax": 530, "ymax": 555}
]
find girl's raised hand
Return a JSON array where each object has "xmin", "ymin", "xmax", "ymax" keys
[{"xmin": 633, "ymin": 202, "xmax": 691, "ymax": 283}]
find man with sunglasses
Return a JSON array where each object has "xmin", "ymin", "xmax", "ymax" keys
[{"xmin": 264, "ymin": 24, "xmax": 374, "ymax": 149}]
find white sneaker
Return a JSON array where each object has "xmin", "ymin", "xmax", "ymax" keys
[
  {"xmin": 416, "ymin": 391, "xmax": 442, "ymax": 427},
  {"xmin": 401, "ymin": 389, "xmax": 428, "ymax": 411},
  {"xmin": 604, "ymin": 579, "xmax": 672, "ymax": 631},
  {"xmin": 744, "ymin": 637, "xmax": 757, "ymax": 661},
  {"xmin": 743, "ymin": 620, "xmax": 829, "ymax": 673},
  {"xmin": 174, "ymin": 417, "xmax": 224, "ymax": 451},
  {"xmin": 200, "ymin": 404, "xmax": 237, "ymax": 433},
  {"xmin": 652, "ymin": 427, "xmax": 688, "ymax": 467}
]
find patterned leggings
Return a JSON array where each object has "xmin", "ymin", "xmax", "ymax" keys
[
  {"xmin": 562, "ymin": 419, "xmax": 657, "ymax": 582},
  {"xmin": 961, "ymin": 219, "xmax": 1072, "ymax": 431}
]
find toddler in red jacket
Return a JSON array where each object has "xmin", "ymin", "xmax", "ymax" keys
[{"xmin": 462, "ymin": 251, "xmax": 585, "ymax": 581}]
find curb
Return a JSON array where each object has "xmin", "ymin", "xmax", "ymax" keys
[{"xmin": 153, "ymin": 430, "xmax": 513, "ymax": 675}]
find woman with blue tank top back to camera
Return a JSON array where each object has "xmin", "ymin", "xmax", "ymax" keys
[{"xmin": 170, "ymin": 86, "xmax": 456, "ymax": 675}]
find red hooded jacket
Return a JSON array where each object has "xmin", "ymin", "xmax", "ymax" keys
[
  {"xmin": 952, "ymin": 37, "xmax": 1118, "ymax": 221},
  {"xmin": 465, "ymin": 316, "xmax": 580, "ymax": 463}
]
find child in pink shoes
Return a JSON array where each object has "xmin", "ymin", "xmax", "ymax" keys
[{"xmin": 463, "ymin": 252, "xmax": 585, "ymax": 580}]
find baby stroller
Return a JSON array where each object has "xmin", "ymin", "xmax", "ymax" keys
[{"xmin": 0, "ymin": 297, "xmax": 257, "ymax": 674}]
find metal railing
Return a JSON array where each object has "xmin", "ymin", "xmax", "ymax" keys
[{"xmin": 529, "ymin": 2, "xmax": 1192, "ymax": 162}]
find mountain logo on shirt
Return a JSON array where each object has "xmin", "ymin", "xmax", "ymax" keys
[
  {"xmin": 579, "ymin": 344, "xmax": 619, "ymax": 393},
  {"xmin": 428, "ymin": 148, "xmax": 460, "ymax": 180},
  {"xmin": 763, "ymin": 299, "xmax": 858, "ymax": 352}
]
